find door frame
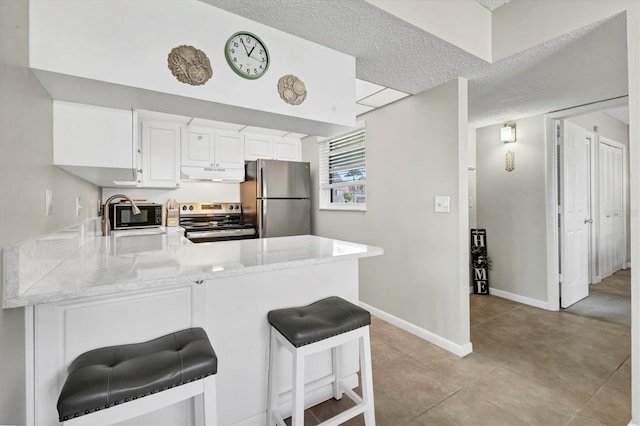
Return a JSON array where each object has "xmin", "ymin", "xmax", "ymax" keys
[{"xmin": 544, "ymin": 97, "xmax": 628, "ymax": 311}]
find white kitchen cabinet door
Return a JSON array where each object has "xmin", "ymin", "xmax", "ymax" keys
[
  {"xmin": 214, "ymin": 130, "xmax": 245, "ymax": 169},
  {"xmin": 244, "ymin": 133, "xmax": 274, "ymax": 160},
  {"xmin": 140, "ymin": 120, "xmax": 181, "ymax": 188},
  {"xmin": 182, "ymin": 126, "xmax": 216, "ymax": 167},
  {"xmin": 53, "ymin": 101, "xmax": 138, "ymax": 186},
  {"xmin": 274, "ymin": 137, "xmax": 301, "ymax": 161}
]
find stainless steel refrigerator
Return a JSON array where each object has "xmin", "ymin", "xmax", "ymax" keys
[{"xmin": 240, "ymin": 159, "xmax": 311, "ymax": 238}]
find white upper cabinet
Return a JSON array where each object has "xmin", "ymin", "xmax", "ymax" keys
[
  {"xmin": 244, "ymin": 134, "xmax": 301, "ymax": 161},
  {"xmin": 214, "ymin": 130, "xmax": 245, "ymax": 169},
  {"xmin": 140, "ymin": 121, "xmax": 181, "ymax": 188},
  {"xmin": 180, "ymin": 127, "xmax": 245, "ymax": 181},
  {"xmin": 274, "ymin": 137, "xmax": 302, "ymax": 161},
  {"xmin": 53, "ymin": 101, "xmax": 138, "ymax": 186},
  {"xmin": 245, "ymin": 134, "xmax": 274, "ymax": 161},
  {"xmin": 182, "ymin": 126, "xmax": 216, "ymax": 168}
]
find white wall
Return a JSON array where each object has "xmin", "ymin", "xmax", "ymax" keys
[
  {"xmin": 0, "ymin": 1, "xmax": 101, "ymax": 423},
  {"xmin": 305, "ymin": 79, "xmax": 471, "ymax": 351},
  {"xmin": 476, "ymin": 115, "xmax": 548, "ymax": 303},
  {"xmin": 468, "ymin": 128, "xmax": 477, "ymax": 229},
  {"xmin": 29, "ymin": 0, "xmax": 356, "ymax": 136},
  {"xmin": 567, "ymin": 111, "xmax": 629, "ymax": 146}
]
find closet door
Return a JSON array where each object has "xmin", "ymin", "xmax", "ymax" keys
[{"xmin": 599, "ymin": 142, "xmax": 624, "ymax": 279}]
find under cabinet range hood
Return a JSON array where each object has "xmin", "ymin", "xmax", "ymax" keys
[{"xmin": 181, "ymin": 166, "xmax": 244, "ymax": 182}]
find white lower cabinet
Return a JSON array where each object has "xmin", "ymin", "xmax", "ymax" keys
[
  {"xmin": 140, "ymin": 120, "xmax": 182, "ymax": 188},
  {"xmin": 29, "ymin": 261, "xmax": 360, "ymax": 426}
]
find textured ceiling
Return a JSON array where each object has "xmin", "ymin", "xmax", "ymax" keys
[
  {"xmin": 202, "ymin": 0, "xmax": 628, "ymax": 128},
  {"xmin": 476, "ymin": 0, "xmax": 511, "ymax": 11}
]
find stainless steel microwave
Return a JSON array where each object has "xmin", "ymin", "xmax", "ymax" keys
[{"xmin": 109, "ymin": 203, "xmax": 163, "ymax": 230}]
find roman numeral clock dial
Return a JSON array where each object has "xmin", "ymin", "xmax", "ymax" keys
[{"xmin": 225, "ymin": 32, "xmax": 270, "ymax": 80}]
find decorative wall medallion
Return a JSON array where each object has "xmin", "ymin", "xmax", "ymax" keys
[
  {"xmin": 167, "ymin": 45, "xmax": 212, "ymax": 86},
  {"xmin": 277, "ymin": 74, "xmax": 307, "ymax": 105}
]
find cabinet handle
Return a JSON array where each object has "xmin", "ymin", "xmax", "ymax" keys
[
  {"xmin": 176, "ymin": 183, "xmax": 180, "ymax": 187},
  {"xmin": 194, "ymin": 280, "xmax": 204, "ymax": 285}
]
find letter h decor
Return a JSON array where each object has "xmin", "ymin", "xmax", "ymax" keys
[{"xmin": 470, "ymin": 229, "xmax": 490, "ymax": 295}]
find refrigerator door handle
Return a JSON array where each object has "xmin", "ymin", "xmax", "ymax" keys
[
  {"xmin": 261, "ymin": 199, "xmax": 266, "ymax": 238},
  {"xmin": 259, "ymin": 165, "xmax": 267, "ymax": 199}
]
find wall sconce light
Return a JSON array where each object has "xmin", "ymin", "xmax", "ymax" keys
[{"xmin": 500, "ymin": 123, "xmax": 516, "ymax": 143}]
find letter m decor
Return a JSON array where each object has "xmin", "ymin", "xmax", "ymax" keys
[{"xmin": 470, "ymin": 229, "xmax": 490, "ymax": 295}]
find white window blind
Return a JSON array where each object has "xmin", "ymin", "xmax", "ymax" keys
[{"xmin": 319, "ymin": 125, "xmax": 366, "ymax": 206}]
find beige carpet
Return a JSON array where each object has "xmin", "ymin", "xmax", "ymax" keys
[{"xmin": 564, "ymin": 268, "xmax": 631, "ymax": 327}]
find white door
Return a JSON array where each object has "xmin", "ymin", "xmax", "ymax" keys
[
  {"xmin": 599, "ymin": 141, "xmax": 625, "ymax": 278},
  {"xmin": 559, "ymin": 120, "xmax": 591, "ymax": 308}
]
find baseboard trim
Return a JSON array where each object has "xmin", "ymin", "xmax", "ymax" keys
[
  {"xmin": 359, "ymin": 301, "xmax": 473, "ymax": 358},
  {"xmin": 488, "ymin": 288, "xmax": 553, "ymax": 311}
]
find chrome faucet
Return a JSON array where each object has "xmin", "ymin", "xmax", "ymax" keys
[{"xmin": 101, "ymin": 194, "xmax": 141, "ymax": 236}]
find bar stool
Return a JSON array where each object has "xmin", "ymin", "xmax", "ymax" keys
[
  {"xmin": 57, "ymin": 327, "xmax": 218, "ymax": 425},
  {"xmin": 267, "ymin": 296, "xmax": 375, "ymax": 425}
]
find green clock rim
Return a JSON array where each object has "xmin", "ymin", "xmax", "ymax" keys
[{"xmin": 224, "ymin": 31, "xmax": 270, "ymax": 80}]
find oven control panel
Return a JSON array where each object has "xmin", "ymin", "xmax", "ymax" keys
[{"xmin": 179, "ymin": 202, "xmax": 241, "ymax": 216}]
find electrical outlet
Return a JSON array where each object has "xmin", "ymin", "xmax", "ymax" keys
[
  {"xmin": 45, "ymin": 189, "xmax": 53, "ymax": 216},
  {"xmin": 76, "ymin": 196, "xmax": 82, "ymax": 217}
]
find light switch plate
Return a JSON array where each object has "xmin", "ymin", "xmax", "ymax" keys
[{"xmin": 435, "ymin": 196, "xmax": 450, "ymax": 213}]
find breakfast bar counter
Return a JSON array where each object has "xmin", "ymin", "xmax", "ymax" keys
[{"xmin": 3, "ymin": 219, "xmax": 382, "ymax": 425}]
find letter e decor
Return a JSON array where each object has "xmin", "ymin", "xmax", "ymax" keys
[
  {"xmin": 168, "ymin": 45, "xmax": 213, "ymax": 86},
  {"xmin": 470, "ymin": 229, "xmax": 490, "ymax": 295}
]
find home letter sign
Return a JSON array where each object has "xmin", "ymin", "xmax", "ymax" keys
[{"xmin": 471, "ymin": 229, "xmax": 490, "ymax": 294}]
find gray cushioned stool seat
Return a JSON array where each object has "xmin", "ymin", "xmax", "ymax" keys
[
  {"xmin": 267, "ymin": 296, "xmax": 371, "ymax": 347},
  {"xmin": 57, "ymin": 327, "xmax": 217, "ymax": 422}
]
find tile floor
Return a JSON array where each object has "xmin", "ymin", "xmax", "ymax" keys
[{"xmin": 289, "ymin": 282, "xmax": 631, "ymax": 425}]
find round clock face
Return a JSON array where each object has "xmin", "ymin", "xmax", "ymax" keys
[{"xmin": 225, "ymin": 32, "xmax": 270, "ymax": 80}]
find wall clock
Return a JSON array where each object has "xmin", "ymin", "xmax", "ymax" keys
[{"xmin": 225, "ymin": 31, "xmax": 270, "ymax": 79}]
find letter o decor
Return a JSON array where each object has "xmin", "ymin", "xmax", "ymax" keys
[
  {"xmin": 277, "ymin": 74, "xmax": 307, "ymax": 105},
  {"xmin": 167, "ymin": 45, "xmax": 213, "ymax": 86}
]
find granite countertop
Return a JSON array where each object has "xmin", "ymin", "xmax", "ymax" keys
[{"xmin": 3, "ymin": 220, "xmax": 383, "ymax": 308}]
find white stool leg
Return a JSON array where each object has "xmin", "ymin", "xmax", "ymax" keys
[
  {"xmin": 267, "ymin": 327, "xmax": 280, "ymax": 425},
  {"xmin": 291, "ymin": 349, "xmax": 305, "ymax": 426},
  {"xmin": 360, "ymin": 327, "xmax": 375, "ymax": 425},
  {"xmin": 202, "ymin": 375, "xmax": 218, "ymax": 426},
  {"xmin": 331, "ymin": 345, "xmax": 343, "ymax": 400}
]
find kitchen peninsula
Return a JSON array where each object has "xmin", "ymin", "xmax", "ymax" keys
[{"xmin": 3, "ymin": 218, "xmax": 382, "ymax": 425}]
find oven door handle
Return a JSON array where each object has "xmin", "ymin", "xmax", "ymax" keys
[{"xmin": 186, "ymin": 229, "xmax": 256, "ymax": 239}]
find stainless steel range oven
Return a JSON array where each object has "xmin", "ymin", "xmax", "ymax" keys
[{"xmin": 179, "ymin": 202, "xmax": 257, "ymax": 243}]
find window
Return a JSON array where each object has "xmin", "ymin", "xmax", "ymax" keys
[{"xmin": 319, "ymin": 123, "xmax": 366, "ymax": 210}]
